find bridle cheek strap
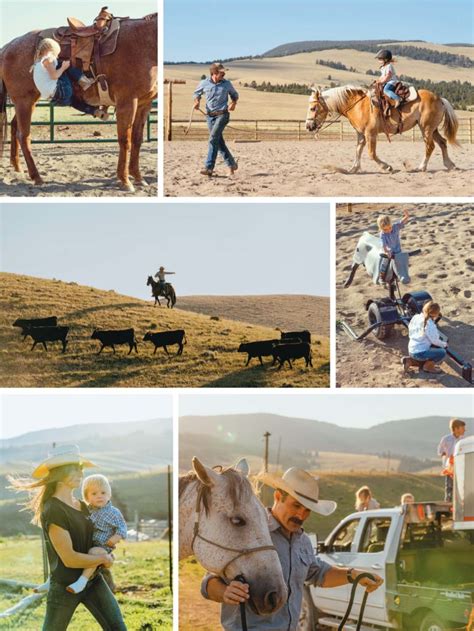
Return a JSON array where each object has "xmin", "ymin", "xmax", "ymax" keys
[{"xmin": 191, "ymin": 485, "xmax": 277, "ymax": 580}]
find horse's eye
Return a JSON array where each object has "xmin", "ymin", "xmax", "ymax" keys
[{"xmin": 230, "ymin": 516, "xmax": 246, "ymax": 527}]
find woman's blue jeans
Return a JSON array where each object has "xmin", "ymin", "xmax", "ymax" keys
[
  {"xmin": 383, "ymin": 81, "xmax": 401, "ymax": 102},
  {"xmin": 42, "ymin": 575, "xmax": 127, "ymax": 630},
  {"xmin": 205, "ymin": 111, "xmax": 236, "ymax": 170},
  {"xmin": 410, "ymin": 347, "xmax": 446, "ymax": 363},
  {"xmin": 51, "ymin": 66, "xmax": 96, "ymax": 116}
]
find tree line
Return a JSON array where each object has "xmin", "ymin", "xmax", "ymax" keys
[{"xmin": 243, "ymin": 79, "xmax": 474, "ymax": 110}]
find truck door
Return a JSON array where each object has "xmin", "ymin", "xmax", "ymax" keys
[
  {"xmin": 352, "ymin": 516, "xmax": 392, "ymax": 625},
  {"xmin": 311, "ymin": 517, "xmax": 362, "ymax": 618}
]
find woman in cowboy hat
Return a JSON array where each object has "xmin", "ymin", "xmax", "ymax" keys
[
  {"xmin": 8, "ymin": 444, "xmax": 127, "ymax": 630},
  {"xmin": 202, "ymin": 466, "xmax": 383, "ymax": 630}
]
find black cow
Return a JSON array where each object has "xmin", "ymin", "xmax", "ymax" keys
[
  {"xmin": 272, "ymin": 342, "xmax": 313, "ymax": 370},
  {"xmin": 13, "ymin": 316, "xmax": 58, "ymax": 340},
  {"xmin": 280, "ymin": 330, "xmax": 311, "ymax": 344},
  {"xmin": 238, "ymin": 340, "xmax": 281, "ymax": 366},
  {"xmin": 27, "ymin": 326, "xmax": 69, "ymax": 353},
  {"xmin": 143, "ymin": 330, "xmax": 187, "ymax": 355},
  {"xmin": 91, "ymin": 329, "xmax": 138, "ymax": 355}
]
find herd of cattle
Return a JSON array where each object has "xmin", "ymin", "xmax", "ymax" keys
[{"xmin": 12, "ymin": 317, "xmax": 314, "ymax": 369}]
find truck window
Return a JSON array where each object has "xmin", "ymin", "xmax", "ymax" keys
[
  {"xmin": 359, "ymin": 518, "xmax": 391, "ymax": 553},
  {"xmin": 328, "ymin": 519, "xmax": 360, "ymax": 552}
]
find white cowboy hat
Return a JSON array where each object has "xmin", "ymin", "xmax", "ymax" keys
[
  {"xmin": 259, "ymin": 467, "xmax": 337, "ymax": 516},
  {"xmin": 32, "ymin": 444, "xmax": 96, "ymax": 479}
]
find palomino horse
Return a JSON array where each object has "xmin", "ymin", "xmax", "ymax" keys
[
  {"xmin": 146, "ymin": 275, "xmax": 176, "ymax": 308},
  {"xmin": 0, "ymin": 12, "xmax": 157, "ymax": 191},
  {"xmin": 306, "ymin": 85, "xmax": 459, "ymax": 173},
  {"xmin": 179, "ymin": 458, "xmax": 287, "ymax": 616}
]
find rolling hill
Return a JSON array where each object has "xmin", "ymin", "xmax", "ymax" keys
[
  {"xmin": 179, "ymin": 413, "xmax": 473, "ymax": 471},
  {"xmin": 177, "ymin": 294, "xmax": 329, "ymax": 337},
  {"xmin": 0, "ymin": 273, "xmax": 329, "ymax": 387}
]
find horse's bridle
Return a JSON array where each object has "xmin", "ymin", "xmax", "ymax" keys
[
  {"xmin": 191, "ymin": 484, "xmax": 277, "ymax": 579},
  {"xmin": 306, "ymin": 91, "xmax": 367, "ymax": 133}
]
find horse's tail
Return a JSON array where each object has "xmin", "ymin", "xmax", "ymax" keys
[
  {"xmin": 170, "ymin": 286, "xmax": 177, "ymax": 308},
  {"xmin": 441, "ymin": 98, "xmax": 460, "ymax": 147},
  {"xmin": 0, "ymin": 79, "xmax": 8, "ymax": 159}
]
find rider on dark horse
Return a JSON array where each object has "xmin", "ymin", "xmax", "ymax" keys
[{"xmin": 154, "ymin": 267, "xmax": 175, "ymax": 294}]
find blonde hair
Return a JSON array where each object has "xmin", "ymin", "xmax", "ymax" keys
[
  {"xmin": 422, "ymin": 301, "xmax": 441, "ymax": 329},
  {"xmin": 7, "ymin": 464, "xmax": 81, "ymax": 526},
  {"xmin": 82, "ymin": 474, "xmax": 111, "ymax": 500},
  {"xmin": 377, "ymin": 215, "xmax": 391, "ymax": 230},
  {"xmin": 30, "ymin": 38, "xmax": 61, "ymax": 72},
  {"xmin": 401, "ymin": 493, "xmax": 415, "ymax": 504}
]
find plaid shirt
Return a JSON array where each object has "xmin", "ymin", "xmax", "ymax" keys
[{"xmin": 89, "ymin": 501, "xmax": 128, "ymax": 550}]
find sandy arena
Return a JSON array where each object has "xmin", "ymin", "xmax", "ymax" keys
[
  {"xmin": 336, "ymin": 204, "xmax": 473, "ymax": 388},
  {"xmin": 165, "ymin": 140, "xmax": 473, "ymax": 197},
  {"xmin": 0, "ymin": 144, "xmax": 157, "ymax": 197}
]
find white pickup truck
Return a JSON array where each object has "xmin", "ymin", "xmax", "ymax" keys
[{"xmin": 299, "ymin": 501, "xmax": 474, "ymax": 631}]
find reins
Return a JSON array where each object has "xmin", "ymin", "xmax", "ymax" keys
[
  {"xmin": 184, "ymin": 106, "xmax": 260, "ymax": 136},
  {"xmin": 311, "ymin": 92, "xmax": 368, "ymax": 135},
  {"xmin": 191, "ymin": 484, "xmax": 276, "ymax": 579},
  {"xmin": 338, "ymin": 572, "xmax": 375, "ymax": 631}
]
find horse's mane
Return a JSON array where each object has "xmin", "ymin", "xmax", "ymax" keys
[
  {"xmin": 179, "ymin": 466, "xmax": 254, "ymax": 515},
  {"xmin": 322, "ymin": 85, "xmax": 367, "ymax": 113}
]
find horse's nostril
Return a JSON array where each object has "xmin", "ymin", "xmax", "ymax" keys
[{"xmin": 264, "ymin": 590, "xmax": 279, "ymax": 611}]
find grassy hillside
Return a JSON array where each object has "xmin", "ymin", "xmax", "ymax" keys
[
  {"xmin": 177, "ymin": 294, "xmax": 329, "ymax": 337},
  {"xmin": 165, "ymin": 44, "xmax": 473, "ymax": 121},
  {"xmin": 0, "ymin": 273, "xmax": 329, "ymax": 388},
  {"xmin": 0, "ymin": 470, "xmax": 171, "ymax": 536},
  {"xmin": 0, "ymin": 538, "xmax": 171, "ymax": 630}
]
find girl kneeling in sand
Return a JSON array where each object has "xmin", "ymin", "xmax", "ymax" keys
[
  {"xmin": 31, "ymin": 38, "xmax": 108, "ymax": 120},
  {"xmin": 404, "ymin": 301, "xmax": 447, "ymax": 374}
]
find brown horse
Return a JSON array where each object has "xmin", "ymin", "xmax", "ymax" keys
[
  {"xmin": 305, "ymin": 85, "xmax": 459, "ymax": 173},
  {"xmin": 0, "ymin": 12, "xmax": 157, "ymax": 191}
]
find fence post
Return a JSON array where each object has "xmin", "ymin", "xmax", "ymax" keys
[
  {"xmin": 166, "ymin": 82, "xmax": 173, "ymax": 141},
  {"xmin": 470, "ymin": 118, "xmax": 473, "ymax": 144},
  {"xmin": 412, "ymin": 127, "xmax": 415, "ymax": 142},
  {"xmin": 297, "ymin": 121, "xmax": 301, "ymax": 141},
  {"xmin": 254, "ymin": 120, "xmax": 258, "ymax": 141},
  {"xmin": 49, "ymin": 104, "xmax": 55, "ymax": 143}
]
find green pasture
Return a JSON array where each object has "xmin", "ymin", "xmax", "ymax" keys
[{"xmin": 0, "ymin": 537, "xmax": 172, "ymax": 630}]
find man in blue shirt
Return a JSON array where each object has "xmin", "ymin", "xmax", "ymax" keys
[
  {"xmin": 193, "ymin": 62, "xmax": 239, "ymax": 176},
  {"xmin": 201, "ymin": 467, "xmax": 383, "ymax": 630}
]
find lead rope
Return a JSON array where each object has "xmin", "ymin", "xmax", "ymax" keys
[
  {"xmin": 234, "ymin": 575, "xmax": 248, "ymax": 631},
  {"xmin": 338, "ymin": 572, "xmax": 375, "ymax": 631}
]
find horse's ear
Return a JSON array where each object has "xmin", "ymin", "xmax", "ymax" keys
[
  {"xmin": 192, "ymin": 457, "xmax": 220, "ymax": 487},
  {"xmin": 234, "ymin": 458, "xmax": 250, "ymax": 477},
  {"xmin": 310, "ymin": 85, "xmax": 320, "ymax": 97}
]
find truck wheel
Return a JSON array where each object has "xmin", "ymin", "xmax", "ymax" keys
[
  {"xmin": 368, "ymin": 302, "xmax": 393, "ymax": 340},
  {"xmin": 419, "ymin": 612, "xmax": 448, "ymax": 631},
  {"xmin": 298, "ymin": 586, "xmax": 316, "ymax": 631}
]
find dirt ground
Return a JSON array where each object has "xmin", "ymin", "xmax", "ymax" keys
[
  {"xmin": 336, "ymin": 203, "xmax": 473, "ymax": 388},
  {"xmin": 164, "ymin": 140, "xmax": 473, "ymax": 197},
  {"xmin": 0, "ymin": 143, "xmax": 157, "ymax": 197}
]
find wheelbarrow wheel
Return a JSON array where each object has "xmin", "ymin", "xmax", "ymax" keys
[{"xmin": 368, "ymin": 302, "xmax": 393, "ymax": 340}]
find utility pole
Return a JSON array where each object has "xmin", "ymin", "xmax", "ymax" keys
[
  {"xmin": 263, "ymin": 431, "xmax": 271, "ymax": 472},
  {"xmin": 164, "ymin": 79, "xmax": 186, "ymax": 141}
]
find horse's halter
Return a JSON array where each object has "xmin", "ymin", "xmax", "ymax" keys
[
  {"xmin": 191, "ymin": 483, "xmax": 277, "ymax": 580},
  {"xmin": 306, "ymin": 92, "xmax": 329, "ymax": 131}
]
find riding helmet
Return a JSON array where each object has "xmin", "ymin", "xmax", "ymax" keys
[{"xmin": 375, "ymin": 49, "xmax": 393, "ymax": 62}]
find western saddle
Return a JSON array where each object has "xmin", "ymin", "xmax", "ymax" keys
[{"xmin": 38, "ymin": 6, "xmax": 125, "ymax": 106}]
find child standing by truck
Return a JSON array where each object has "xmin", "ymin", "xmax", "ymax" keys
[{"xmin": 438, "ymin": 418, "xmax": 466, "ymax": 502}]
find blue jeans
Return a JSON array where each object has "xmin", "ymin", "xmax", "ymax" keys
[
  {"xmin": 42, "ymin": 575, "xmax": 127, "ymax": 630},
  {"xmin": 52, "ymin": 65, "xmax": 96, "ymax": 116},
  {"xmin": 205, "ymin": 111, "xmax": 236, "ymax": 170},
  {"xmin": 410, "ymin": 347, "xmax": 446, "ymax": 363},
  {"xmin": 383, "ymin": 81, "xmax": 401, "ymax": 102}
]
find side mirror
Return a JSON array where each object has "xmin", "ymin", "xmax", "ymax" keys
[{"xmin": 317, "ymin": 540, "xmax": 328, "ymax": 554}]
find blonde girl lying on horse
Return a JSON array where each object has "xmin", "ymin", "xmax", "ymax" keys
[{"xmin": 31, "ymin": 38, "xmax": 108, "ymax": 120}]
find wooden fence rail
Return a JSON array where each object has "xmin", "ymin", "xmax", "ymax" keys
[{"xmin": 168, "ymin": 117, "xmax": 474, "ymax": 143}]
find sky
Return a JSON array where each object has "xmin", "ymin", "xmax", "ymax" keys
[
  {"xmin": 0, "ymin": 0, "xmax": 156, "ymax": 46},
  {"xmin": 1, "ymin": 393, "xmax": 172, "ymax": 439},
  {"xmin": 0, "ymin": 203, "xmax": 330, "ymax": 298},
  {"xmin": 179, "ymin": 393, "xmax": 474, "ymax": 429},
  {"xmin": 165, "ymin": 0, "xmax": 473, "ymax": 61}
]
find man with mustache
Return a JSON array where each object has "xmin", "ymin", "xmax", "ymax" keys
[{"xmin": 201, "ymin": 467, "xmax": 383, "ymax": 630}]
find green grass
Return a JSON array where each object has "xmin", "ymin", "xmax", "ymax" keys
[
  {"xmin": 0, "ymin": 537, "xmax": 172, "ymax": 630},
  {"xmin": 0, "ymin": 273, "xmax": 329, "ymax": 388}
]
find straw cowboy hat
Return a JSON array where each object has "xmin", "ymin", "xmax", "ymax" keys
[
  {"xmin": 259, "ymin": 467, "xmax": 337, "ymax": 516},
  {"xmin": 32, "ymin": 444, "xmax": 96, "ymax": 479}
]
